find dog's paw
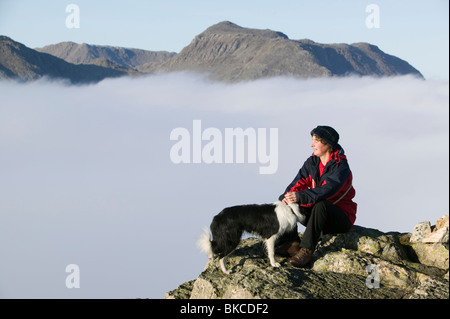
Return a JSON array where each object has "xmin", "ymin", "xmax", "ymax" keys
[{"xmin": 271, "ymin": 262, "xmax": 281, "ymax": 268}]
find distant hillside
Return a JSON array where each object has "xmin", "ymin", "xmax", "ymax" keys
[
  {"xmin": 157, "ymin": 21, "xmax": 424, "ymax": 81},
  {"xmin": 0, "ymin": 21, "xmax": 424, "ymax": 84},
  {"xmin": 0, "ymin": 36, "xmax": 127, "ymax": 84},
  {"xmin": 36, "ymin": 42, "xmax": 176, "ymax": 73}
]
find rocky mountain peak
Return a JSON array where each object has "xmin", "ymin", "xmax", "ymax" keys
[
  {"xmin": 200, "ymin": 21, "xmax": 289, "ymax": 39},
  {"xmin": 157, "ymin": 21, "xmax": 423, "ymax": 81},
  {"xmin": 166, "ymin": 215, "xmax": 449, "ymax": 299}
]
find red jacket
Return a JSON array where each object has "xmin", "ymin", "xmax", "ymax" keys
[{"xmin": 280, "ymin": 147, "xmax": 357, "ymax": 226}]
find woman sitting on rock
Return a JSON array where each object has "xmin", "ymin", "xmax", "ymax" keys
[{"xmin": 277, "ymin": 125, "xmax": 357, "ymax": 268}]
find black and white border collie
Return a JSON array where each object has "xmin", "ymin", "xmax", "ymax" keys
[{"xmin": 198, "ymin": 201, "xmax": 306, "ymax": 274}]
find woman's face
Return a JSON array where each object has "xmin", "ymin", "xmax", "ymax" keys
[{"xmin": 311, "ymin": 135, "xmax": 330, "ymax": 157}]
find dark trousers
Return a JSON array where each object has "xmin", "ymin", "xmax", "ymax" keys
[{"xmin": 277, "ymin": 200, "xmax": 352, "ymax": 251}]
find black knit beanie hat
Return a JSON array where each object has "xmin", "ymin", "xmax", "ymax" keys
[{"xmin": 310, "ymin": 126, "xmax": 339, "ymax": 150}]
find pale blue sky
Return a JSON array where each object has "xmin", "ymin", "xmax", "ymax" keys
[{"xmin": 0, "ymin": 0, "xmax": 448, "ymax": 80}]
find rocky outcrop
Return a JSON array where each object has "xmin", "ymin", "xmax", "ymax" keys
[
  {"xmin": 409, "ymin": 215, "xmax": 449, "ymax": 271},
  {"xmin": 165, "ymin": 215, "xmax": 449, "ymax": 299}
]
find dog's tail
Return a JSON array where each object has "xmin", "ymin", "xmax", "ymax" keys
[
  {"xmin": 197, "ymin": 227, "xmax": 213, "ymax": 259},
  {"xmin": 288, "ymin": 202, "xmax": 308, "ymax": 226}
]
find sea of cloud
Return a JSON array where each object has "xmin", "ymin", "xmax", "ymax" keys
[{"xmin": 0, "ymin": 73, "xmax": 448, "ymax": 298}]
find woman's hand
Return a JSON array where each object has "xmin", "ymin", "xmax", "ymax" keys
[{"xmin": 283, "ymin": 192, "xmax": 299, "ymax": 204}]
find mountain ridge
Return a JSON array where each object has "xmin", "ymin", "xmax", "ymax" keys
[
  {"xmin": 0, "ymin": 35, "xmax": 127, "ymax": 84},
  {"xmin": 35, "ymin": 42, "xmax": 176, "ymax": 73},
  {"xmin": 156, "ymin": 21, "xmax": 423, "ymax": 81},
  {"xmin": 1, "ymin": 21, "xmax": 424, "ymax": 84}
]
